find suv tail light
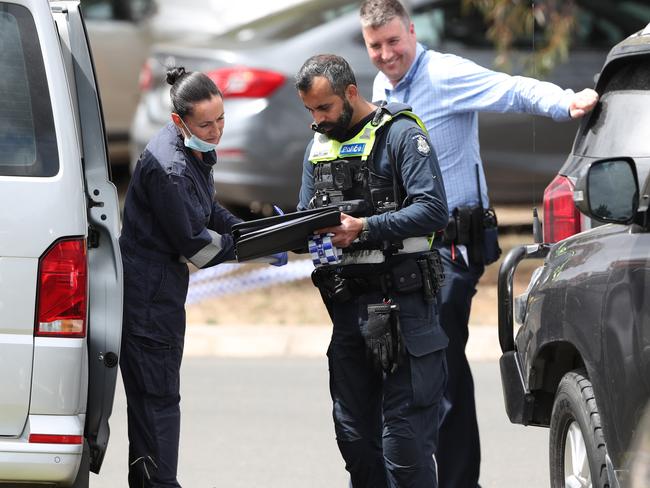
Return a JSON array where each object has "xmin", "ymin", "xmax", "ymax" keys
[
  {"xmin": 543, "ymin": 175, "xmax": 583, "ymax": 243},
  {"xmin": 35, "ymin": 239, "xmax": 87, "ymax": 338},
  {"xmin": 206, "ymin": 67, "xmax": 285, "ymax": 98}
]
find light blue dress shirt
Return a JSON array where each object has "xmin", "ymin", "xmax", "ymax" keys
[{"xmin": 372, "ymin": 43, "xmax": 575, "ymax": 212}]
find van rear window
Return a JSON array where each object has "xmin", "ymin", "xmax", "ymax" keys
[{"xmin": 0, "ymin": 4, "xmax": 58, "ymax": 177}]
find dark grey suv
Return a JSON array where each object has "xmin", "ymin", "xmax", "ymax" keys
[{"xmin": 498, "ymin": 24, "xmax": 650, "ymax": 488}]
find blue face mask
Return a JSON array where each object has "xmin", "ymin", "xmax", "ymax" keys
[{"xmin": 179, "ymin": 118, "xmax": 218, "ymax": 153}]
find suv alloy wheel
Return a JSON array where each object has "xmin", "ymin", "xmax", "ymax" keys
[{"xmin": 549, "ymin": 370, "xmax": 610, "ymax": 488}]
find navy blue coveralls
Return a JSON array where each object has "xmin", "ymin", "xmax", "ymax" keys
[
  {"xmin": 298, "ymin": 105, "xmax": 449, "ymax": 487},
  {"xmin": 119, "ymin": 122, "xmax": 240, "ymax": 487}
]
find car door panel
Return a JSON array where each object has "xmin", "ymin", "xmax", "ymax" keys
[
  {"xmin": 602, "ymin": 230, "xmax": 650, "ymax": 466},
  {"xmin": 518, "ymin": 227, "xmax": 613, "ymax": 394},
  {"xmin": 52, "ymin": 1, "xmax": 123, "ymax": 473}
]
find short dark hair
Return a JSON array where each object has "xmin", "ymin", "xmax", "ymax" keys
[
  {"xmin": 294, "ymin": 54, "xmax": 356, "ymax": 98},
  {"xmin": 166, "ymin": 66, "xmax": 222, "ymax": 118},
  {"xmin": 359, "ymin": 0, "xmax": 411, "ymax": 29}
]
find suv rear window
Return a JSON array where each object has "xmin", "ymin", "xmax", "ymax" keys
[
  {"xmin": 574, "ymin": 54, "xmax": 650, "ymax": 158},
  {"xmin": 0, "ymin": 3, "xmax": 58, "ymax": 177}
]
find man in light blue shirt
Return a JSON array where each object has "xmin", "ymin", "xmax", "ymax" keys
[{"xmin": 359, "ymin": 1, "xmax": 599, "ymax": 487}]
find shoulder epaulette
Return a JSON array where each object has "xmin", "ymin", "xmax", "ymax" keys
[{"xmin": 383, "ymin": 101, "xmax": 412, "ymax": 116}]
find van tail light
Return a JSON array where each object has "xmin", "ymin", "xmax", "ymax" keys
[
  {"xmin": 29, "ymin": 434, "xmax": 83, "ymax": 445},
  {"xmin": 206, "ymin": 67, "xmax": 286, "ymax": 98},
  {"xmin": 138, "ymin": 59, "xmax": 153, "ymax": 92},
  {"xmin": 543, "ymin": 175, "xmax": 583, "ymax": 243},
  {"xmin": 35, "ymin": 239, "xmax": 87, "ymax": 338}
]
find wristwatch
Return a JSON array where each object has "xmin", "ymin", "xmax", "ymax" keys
[{"xmin": 359, "ymin": 217, "xmax": 371, "ymax": 242}]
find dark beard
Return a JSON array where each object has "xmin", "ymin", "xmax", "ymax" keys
[{"xmin": 314, "ymin": 99, "xmax": 353, "ymax": 142}]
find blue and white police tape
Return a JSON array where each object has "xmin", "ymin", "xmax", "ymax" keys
[
  {"xmin": 189, "ymin": 262, "xmax": 241, "ymax": 285},
  {"xmin": 308, "ymin": 233, "xmax": 342, "ymax": 267},
  {"xmin": 186, "ymin": 259, "xmax": 314, "ymax": 305}
]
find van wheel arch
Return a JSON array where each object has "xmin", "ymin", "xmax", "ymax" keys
[{"xmin": 529, "ymin": 341, "xmax": 585, "ymax": 425}]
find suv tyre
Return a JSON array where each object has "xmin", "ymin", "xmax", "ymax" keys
[{"xmin": 550, "ymin": 369, "xmax": 610, "ymax": 488}]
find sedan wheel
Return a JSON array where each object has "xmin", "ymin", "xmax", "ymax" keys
[{"xmin": 549, "ymin": 369, "xmax": 610, "ymax": 488}]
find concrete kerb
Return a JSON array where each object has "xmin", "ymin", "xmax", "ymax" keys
[{"xmin": 184, "ymin": 323, "xmax": 502, "ymax": 361}]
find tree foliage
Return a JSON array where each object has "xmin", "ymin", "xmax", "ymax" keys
[{"xmin": 462, "ymin": 0, "xmax": 577, "ymax": 78}]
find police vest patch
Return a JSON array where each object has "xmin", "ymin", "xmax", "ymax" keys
[
  {"xmin": 340, "ymin": 143, "xmax": 366, "ymax": 156},
  {"xmin": 413, "ymin": 134, "xmax": 431, "ymax": 156}
]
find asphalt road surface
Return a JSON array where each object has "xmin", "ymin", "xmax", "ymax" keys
[{"xmin": 92, "ymin": 358, "xmax": 549, "ymax": 487}]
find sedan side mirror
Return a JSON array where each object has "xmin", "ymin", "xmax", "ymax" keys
[{"xmin": 573, "ymin": 157, "xmax": 639, "ymax": 225}]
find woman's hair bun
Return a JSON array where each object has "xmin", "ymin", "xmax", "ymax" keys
[{"xmin": 166, "ymin": 66, "xmax": 187, "ymax": 86}]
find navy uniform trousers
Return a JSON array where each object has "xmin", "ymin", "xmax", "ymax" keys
[
  {"xmin": 119, "ymin": 246, "xmax": 189, "ymax": 488},
  {"xmin": 434, "ymin": 245, "xmax": 484, "ymax": 488},
  {"xmin": 326, "ymin": 286, "xmax": 447, "ymax": 488}
]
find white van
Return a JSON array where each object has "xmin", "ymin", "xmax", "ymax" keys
[{"xmin": 0, "ymin": 0, "xmax": 122, "ymax": 486}]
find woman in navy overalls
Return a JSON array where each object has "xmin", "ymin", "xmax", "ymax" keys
[{"xmin": 119, "ymin": 67, "xmax": 285, "ymax": 487}]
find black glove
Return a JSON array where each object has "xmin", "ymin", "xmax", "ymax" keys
[{"xmin": 362, "ymin": 302, "xmax": 403, "ymax": 374}]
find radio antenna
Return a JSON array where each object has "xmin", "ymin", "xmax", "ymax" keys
[{"xmin": 531, "ymin": 1, "xmax": 541, "ymax": 234}]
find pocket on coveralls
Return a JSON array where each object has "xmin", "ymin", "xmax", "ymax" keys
[
  {"xmin": 397, "ymin": 294, "xmax": 448, "ymax": 407},
  {"xmin": 409, "ymin": 349, "xmax": 447, "ymax": 407},
  {"xmin": 129, "ymin": 334, "xmax": 181, "ymax": 397},
  {"xmin": 150, "ymin": 263, "xmax": 167, "ymax": 303}
]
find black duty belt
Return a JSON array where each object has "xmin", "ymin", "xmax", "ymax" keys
[
  {"xmin": 436, "ymin": 205, "xmax": 501, "ymax": 265},
  {"xmin": 311, "ymin": 251, "xmax": 444, "ymax": 303}
]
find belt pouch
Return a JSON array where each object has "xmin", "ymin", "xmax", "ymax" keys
[
  {"xmin": 389, "ymin": 258, "xmax": 422, "ymax": 293},
  {"xmin": 442, "ymin": 216, "xmax": 457, "ymax": 243},
  {"xmin": 416, "ymin": 252, "xmax": 440, "ymax": 301},
  {"xmin": 453, "ymin": 206, "xmax": 472, "ymax": 245},
  {"xmin": 482, "ymin": 207, "xmax": 502, "ymax": 265},
  {"xmin": 426, "ymin": 249, "xmax": 445, "ymax": 293},
  {"xmin": 482, "ymin": 226, "xmax": 501, "ymax": 265},
  {"xmin": 469, "ymin": 206, "xmax": 485, "ymax": 264}
]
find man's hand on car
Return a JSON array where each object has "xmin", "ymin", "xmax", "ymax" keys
[{"xmin": 569, "ymin": 88, "xmax": 599, "ymax": 118}]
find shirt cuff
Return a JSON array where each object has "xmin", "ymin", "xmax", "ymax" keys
[
  {"xmin": 553, "ymin": 89, "xmax": 576, "ymax": 121},
  {"xmin": 365, "ymin": 215, "xmax": 379, "ymax": 241}
]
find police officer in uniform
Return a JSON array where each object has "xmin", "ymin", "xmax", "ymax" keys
[
  {"xmin": 296, "ymin": 54, "xmax": 449, "ymax": 487},
  {"xmin": 120, "ymin": 67, "xmax": 285, "ymax": 487}
]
